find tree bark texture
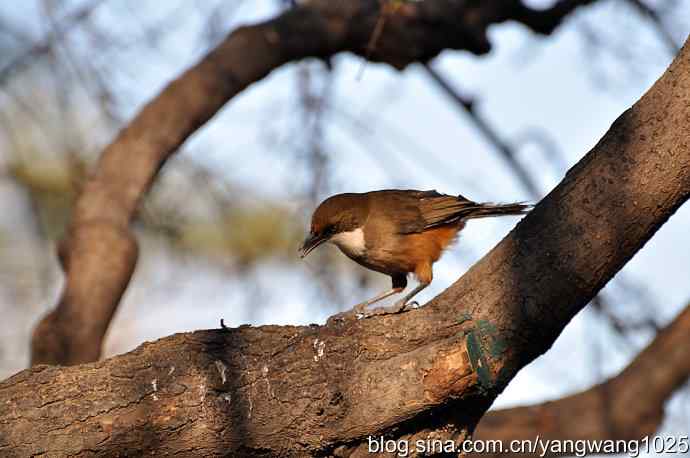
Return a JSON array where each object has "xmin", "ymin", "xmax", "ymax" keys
[
  {"xmin": 30, "ymin": 0, "xmax": 601, "ymax": 366},
  {"xmin": 5, "ymin": 35, "xmax": 690, "ymax": 457},
  {"xmin": 472, "ymin": 303, "xmax": 690, "ymax": 457}
]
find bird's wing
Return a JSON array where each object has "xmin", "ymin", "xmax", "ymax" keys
[
  {"xmin": 417, "ymin": 193, "xmax": 478, "ymax": 230},
  {"xmin": 369, "ymin": 190, "xmax": 477, "ymax": 234}
]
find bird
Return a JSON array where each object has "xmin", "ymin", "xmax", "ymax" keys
[{"xmin": 299, "ymin": 189, "xmax": 530, "ymax": 318}]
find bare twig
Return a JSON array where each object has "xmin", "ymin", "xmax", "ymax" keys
[
  {"xmin": 626, "ymin": 0, "xmax": 681, "ymax": 56},
  {"xmin": 423, "ymin": 64, "xmax": 542, "ymax": 198},
  {"xmin": 0, "ymin": 0, "xmax": 107, "ymax": 86}
]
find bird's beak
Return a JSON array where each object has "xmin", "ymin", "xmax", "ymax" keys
[{"xmin": 299, "ymin": 233, "xmax": 327, "ymax": 258}]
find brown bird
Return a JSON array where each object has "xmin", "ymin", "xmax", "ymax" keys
[{"xmin": 300, "ymin": 189, "xmax": 530, "ymax": 318}]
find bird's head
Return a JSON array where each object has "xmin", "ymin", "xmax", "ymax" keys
[{"xmin": 299, "ymin": 193, "xmax": 368, "ymax": 258}]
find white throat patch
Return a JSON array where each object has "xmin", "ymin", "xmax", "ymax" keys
[{"xmin": 330, "ymin": 227, "xmax": 366, "ymax": 257}]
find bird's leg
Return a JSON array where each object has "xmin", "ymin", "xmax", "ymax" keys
[
  {"xmin": 374, "ymin": 262, "xmax": 433, "ymax": 315},
  {"xmin": 364, "ymin": 282, "xmax": 430, "ymax": 316},
  {"xmin": 351, "ymin": 287, "xmax": 404, "ymax": 317},
  {"xmin": 330, "ymin": 275, "xmax": 407, "ymax": 321},
  {"xmin": 353, "ymin": 274, "xmax": 407, "ymax": 318},
  {"xmin": 391, "ymin": 282, "xmax": 429, "ymax": 312}
]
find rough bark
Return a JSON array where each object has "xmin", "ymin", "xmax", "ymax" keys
[
  {"xmin": 5, "ymin": 36, "xmax": 690, "ymax": 456},
  {"xmin": 30, "ymin": 0, "xmax": 601, "ymax": 365},
  {"xmin": 473, "ymin": 303, "xmax": 690, "ymax": 457}
]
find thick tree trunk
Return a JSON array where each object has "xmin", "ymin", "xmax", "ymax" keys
[
  {"xmin": 4, "ymin": 35, "xmax": 690, "ymax": 457},
  {"xmin": 4, "ymin": 304, "xmax": 690, "ymax": 457}
]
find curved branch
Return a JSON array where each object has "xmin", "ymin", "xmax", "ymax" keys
[
  {"xmin": 8, "ymin": 36, "xmax": 690, "ymax": 456},
  {"xmin": 30, "ymin": 0, "xmax": 603, "ymax": 366}
]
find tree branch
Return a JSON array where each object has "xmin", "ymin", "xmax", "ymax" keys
[
  {"xmin": 30, "ymin": 0, "xmax": 605, "ymax": 365},
  {"xmin": 8, "ymin": 35, "xmax": 690, "ymax": 456},
  {"xmin": 505, "ymin": 0, "xmax": 598, "ymax": 35},
  {"xmin": 473, "ymin": 302, "xmax": 690, "ymax": 457},
  {"xmin": 423, "ymin": 64, "xmax": 654, "ymax": 347}
]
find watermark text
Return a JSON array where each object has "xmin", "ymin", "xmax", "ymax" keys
[{"xmin": 367, "ymin": 435, "xmax": 690, "ymax": 456}]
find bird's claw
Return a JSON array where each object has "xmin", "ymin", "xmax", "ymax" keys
[
  {"xmin": 353, "ymin": 304, "xmax": 370, "ymax": 320},
  {"xmin": 391, "ymin": 300, "xmax": 419, "ymax": 313},
  {"xmin": 327, "ymin": 300, "xmax": 422, "ymax": 324},
  {"xmin": 407, "ymin": 301, "xmax": 420, "ymax": 310},
  {"xmin": 326, "ymin": 305, "xmax": 369, "ymax": 324},
  {"xmin": 366, "ymin": 300, "xmax": 421, "ymax": 317}
]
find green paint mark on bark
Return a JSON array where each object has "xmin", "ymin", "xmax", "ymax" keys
[
  {"xmin": 465, "ymin": 320, "xmax": 508, "ymax": 392},
  {"xmin": 465, "ymin": 330, "xmax": 491, "ymax": 392},
  {"xmin": 477, "ymin": 320, "xmax": 507, "ymax": 358}
]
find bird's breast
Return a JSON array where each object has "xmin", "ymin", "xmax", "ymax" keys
[{"xmin": 330, "ymin": 227, "xmax": 367, "ymax": 258}]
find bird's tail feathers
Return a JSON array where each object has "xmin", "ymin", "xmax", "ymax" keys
[{"xmin": 462, "ymin": 201, "xmax": 532, "ymax": 220}]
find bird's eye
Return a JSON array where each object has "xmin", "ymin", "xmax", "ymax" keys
[{"xmin": 326, "ymin": 225, "xmax": 335, "ymax": 235}]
